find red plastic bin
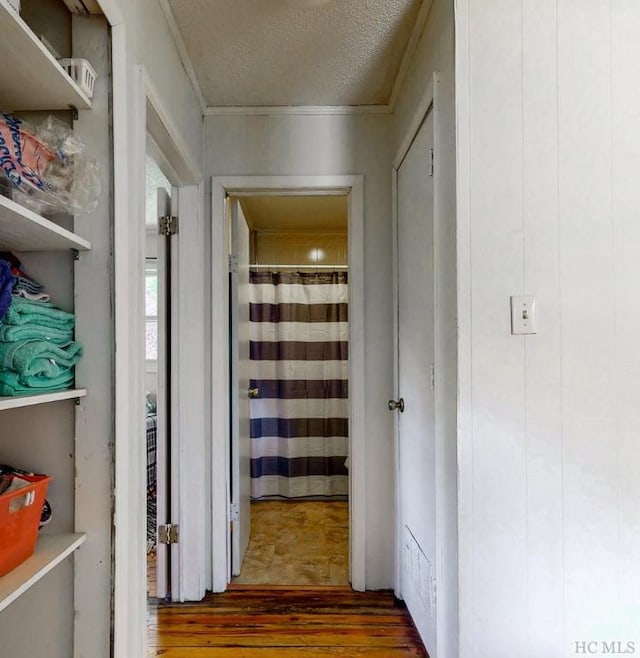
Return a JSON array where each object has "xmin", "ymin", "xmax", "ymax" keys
[{"xmin": 0, "ymin": 474, "xmax": 51, "ymax": 577}]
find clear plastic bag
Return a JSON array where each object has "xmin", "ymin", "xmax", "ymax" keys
[{"xmin": 0, "ymin": 113, "xmax": 101, "ymax": 216}]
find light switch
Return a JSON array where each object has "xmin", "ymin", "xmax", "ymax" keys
[{"xmin": 511, "ymin": 295, "xmax": 537, "ymax": 335}]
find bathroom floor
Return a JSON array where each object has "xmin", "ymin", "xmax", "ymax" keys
[{"xmin": 231, "ymin": 500, "xmax": 349, "ymax": 586}]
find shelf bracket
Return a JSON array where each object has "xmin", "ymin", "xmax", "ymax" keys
[
  {"xmin": 74, "ymin": 397, "xmax": 81, "ymax": 406},
  {"xmin": 72, "ymin": 249, "xmax": 80, "ymax": 261},
  {"xmin": 69, "ymin": 105, "xmax": 79, "ymax": 121}
]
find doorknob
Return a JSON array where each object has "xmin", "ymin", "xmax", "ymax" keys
[
  {"xmin": 248, "ymin": 388, "xmax": 259, "ymax": 399},
  {"xmin": 388, "ymin": 398, "xmax": 405, "ymax": 413}
]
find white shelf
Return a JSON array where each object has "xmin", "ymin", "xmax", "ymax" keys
[
  {"xmin": 0, "ymin": 0, "xmax": 91, "ymax": 111},
  {"xmin": 0, "ymin": 389, "xmax": 87, "ymax": 411},
  {"xmin": 0, "ymin": 533, "xmax": 87, "ymax": 613},
  {"xmin": 0, "ymin": 195, "xmax": 91, "ymax": 251}
]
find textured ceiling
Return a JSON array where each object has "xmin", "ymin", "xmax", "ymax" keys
[
  {"xmin": 167, "ymin": 0, "xmax": 424, "ymax": 107},
  {"xmin": 239, "ymin": 195, "xmax": 347, "ymax": 230}
]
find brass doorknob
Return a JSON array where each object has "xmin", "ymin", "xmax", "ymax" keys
[
  {"xmin": 388, "ymin": 398, "xmax": 405, "ymax": 413},
  {"xmin": 248, "ymin": 388, "xmax": 259, "ymax": 399}
]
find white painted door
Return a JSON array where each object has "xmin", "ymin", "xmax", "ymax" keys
[
  {"xmin": 155, "ymin": 187, "xmax": 181, "ymax": 599},
  {"xmin": 155, "ymin": 187, "xmax": 171, "ymax": 599},
  {"xmin": 394, "ymin": 110, "xmax": 437, "ymax": 652},
  {"xmin": 229, "ymin": 199, "xmax": 252, "ymax": 577}
]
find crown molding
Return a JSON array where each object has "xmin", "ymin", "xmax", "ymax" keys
[
  {"xmin": 388, "ymin": 0, "xmax": 434, "ymax": 111},
  {"xmin": 157, "ymin": 0, "xmax": 208, "ymax": 115},
  {"xmin": 203, "ymin": 104, "xmax": 392, "ymax": 117}
]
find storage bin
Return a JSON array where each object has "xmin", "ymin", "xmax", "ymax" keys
[
  {"xmin": 0, "ymin": 474, "xmax": 51, "ymax": 577},
  {"xmin": 58, "ymin": 58, "xmax": 97, "ymax": 99}
]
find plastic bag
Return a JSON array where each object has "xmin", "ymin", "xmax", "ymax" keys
[{"xmin": 0, "ymin": 113, "xmax": 101, "ymax": 216}]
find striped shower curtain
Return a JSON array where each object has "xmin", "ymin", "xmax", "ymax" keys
[{"xmin": 249, "ymin": 271, "xmax": 349, "ymax": 499}]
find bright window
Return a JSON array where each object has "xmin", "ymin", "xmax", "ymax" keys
[{"xmin": 145, "ymin": 262, "xmax": 158, "ymax": 361}]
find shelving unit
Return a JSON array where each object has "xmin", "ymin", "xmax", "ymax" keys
[
  {"xmin": 0, "ymin": 0, "xmax": 91, "ymax": 111},
  {"xmin": 0, "ymin": 533, "xmax": 86, "ymax": 613},
  {"xmin": 0, "ymin": 388, "xmax": 87, "ymax": 411},
  {"xmin": 0, "ymin": 0, "xmax": 94, "ymax": 629},
  {"xmin": 0, "ymin": 196, "xmax": 92, "ymax": 252}
]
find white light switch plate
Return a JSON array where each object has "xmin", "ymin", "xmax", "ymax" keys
[{"xmin": 511, "ymin": 295, "xmax": 537, "ymax": 335}]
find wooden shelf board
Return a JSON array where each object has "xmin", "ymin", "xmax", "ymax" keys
[
  {"xmin": 0, "ymin": 533, "xmax": 87, "ymax": 613},
  {"xmin": 0, "ymin": 388, "xmax": 88, "ymax": 411},
  {"xmin": 0, "ymin": 0, "xmax": 91, "ymax": 111},
  {"xmin": 0, "ymin": 195, "xmax": 91, "ymax": 251}
]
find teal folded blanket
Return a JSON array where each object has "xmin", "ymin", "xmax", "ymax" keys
[
  {"xmin": 0, "ymin": 323, "xmax": 73, "ymax": 345},
  {"xmin": 0, "ymin": 368, "xmax": 74, "ymax": 396},
  {"xmin": 0, "ymin": 340, "xmax": 82, "ymax": 378},
  {"xmin": 3, "ymin": 297, "xmax": 75, "ymax": 330}
]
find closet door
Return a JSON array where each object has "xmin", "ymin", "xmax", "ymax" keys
[{"xmin": 393, "ymin": 108, "xmax": 437, "ymax": 651}]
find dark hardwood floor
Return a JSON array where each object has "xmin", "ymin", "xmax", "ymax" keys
[{"xmin": 148, "ymin": 586, "xmax": 427, "ymax": 657}]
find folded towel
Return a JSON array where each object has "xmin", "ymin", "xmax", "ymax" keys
[
  {"xmin": 0, "ymin": 323, "xmax": 73, "ymax": 345},
  {"xmin": 0, "ymin": 251, "xmax": 47, "ymax": 297},
  {"xmin": 0, "ymin": 367, "xmax": 74, "ymax": 396},
  {"xmin": 0, "ymin": 340, "xmax": 82, "ymax": 378},
  {"xmin": 0, "ymin": 260, "xmax": 14, "ymax": 321},
  {"xmin": 13, "ymin": 290, "xmax": 50, "ymax": 303},
  {"xmin": 13, "ymin": 275, "xmax": 45, "ymax": 295},
  {"xmin": 3, "ymin": 297, "xmax": 75, "ymax": 330}
]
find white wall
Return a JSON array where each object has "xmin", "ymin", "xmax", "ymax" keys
[
  {"xmin": 456, "ymin": 1, "xmax": 640, "ymax": 656},
  {"xmin": 204, "ymin": 113, "xmax": 395, "ymax": 588},
  {"xmin": 392, "ymin": 0, "xmax": 458, "ymax": 655}
]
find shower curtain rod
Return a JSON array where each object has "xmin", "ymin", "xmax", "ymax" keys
[{"xmin": 250, "ymin": 264, "xmax": 348, "ymax": 269}]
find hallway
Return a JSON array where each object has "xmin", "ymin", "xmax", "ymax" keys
[{"xmin": 147, "ymin": 587, "xmax": 427, "ymax": 657}]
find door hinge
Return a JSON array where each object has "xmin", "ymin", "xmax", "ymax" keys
[
  {"xmin": 228, "ymin": 254, "xmax": 238, "ymax": 274},
  {"xmin": 430, "ymin": 362, "xmax": 435, "ymax": 389},
  {"xmin": 428, "ymin": 148, "xmax": 434, "ymax": 177},
  {"xmin": 159, "ymin": 215, "xmax": 179, "ymax": 236},
  {"xmin": 228, "ymin": 502, "xmax": 239, "ymax": 523},
  {"xmin": 158, "ymin": 523, "xmax": 179, "ymax": 544}
]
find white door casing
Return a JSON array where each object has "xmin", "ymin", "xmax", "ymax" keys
[
  {"xmin": 211, "ymin": 175, "xmax": 365, "ymax": 593},
  {"xmin": 229, "ymin": 199, "xmax": 252, "ymax": 576},
  {"xmin": 394, "ymin": 107, "xmax": 438, "ymax": 651},
  {"xmin": 114, "ymin": 61, "xmax": 206, "ymax": 656}
]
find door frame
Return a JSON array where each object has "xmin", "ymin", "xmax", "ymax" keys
[
  {"xmin": 211, "ymin": 175, "xmax": 366, "ymax": 592},
  {"xmin": 112, "ymin": 60, "xmax": 206, "ymax": 656},
  {"xmin": 391, "ymin": 72, "xmax": 439, "ymax": 597},
  {"xmin": 141, "ymin": 69, "xmax": 208, "ymax": 603}
]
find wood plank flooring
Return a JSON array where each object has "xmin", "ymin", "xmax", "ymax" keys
[{"xmin": 148, "ymin": 587, "xmax": 427, "ymax": 657}]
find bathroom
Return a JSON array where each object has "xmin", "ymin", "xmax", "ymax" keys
[{"xmin": 230, "ymin": 193, "xmax": 350, "ymax": 586}]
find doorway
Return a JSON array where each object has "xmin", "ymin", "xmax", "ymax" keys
[
  {"xmin": 228, "ymin": 194, "xmax": 350, "ymax": 586},
  {"xmin": 211, "ymin": 175, "xmax": 366, "ymax": 592}
]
